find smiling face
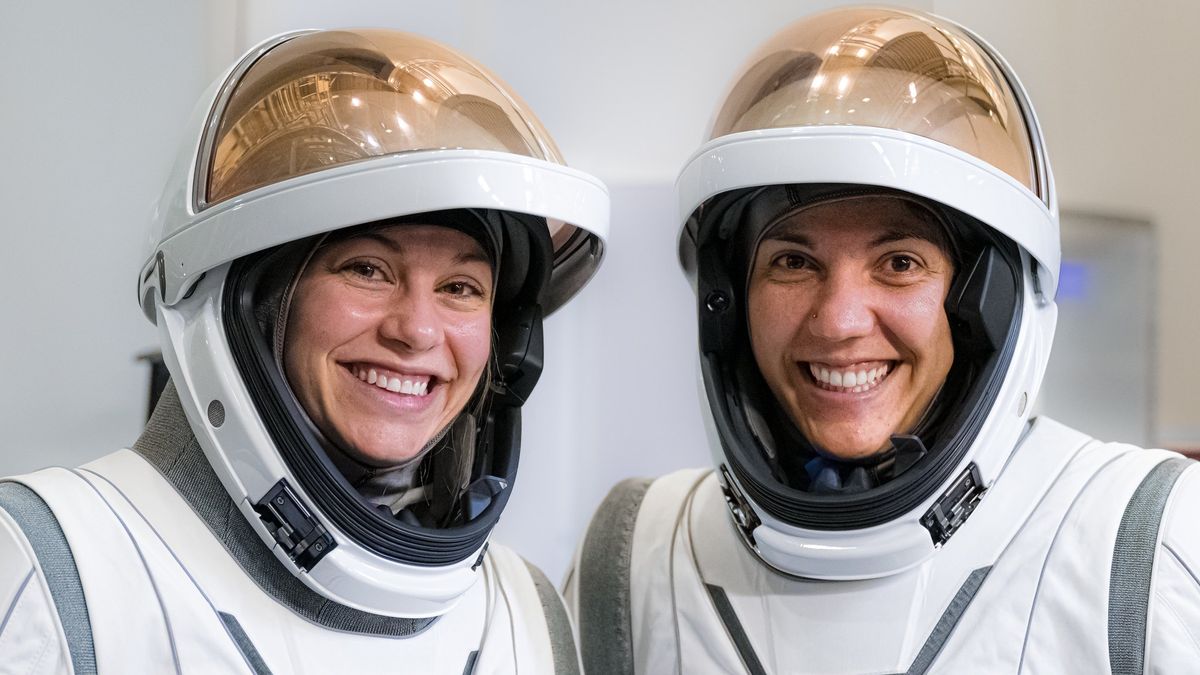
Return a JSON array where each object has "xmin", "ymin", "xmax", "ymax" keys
[
  {"xmin": 746, "ymin": 197, "xmax": 956, "ymax": 461},
  {"xmin": 283, "ymin": 224, "xmax": 493, "ymax": 467}
]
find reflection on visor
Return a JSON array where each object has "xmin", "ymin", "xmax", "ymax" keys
[
  {"xmin": 711, "ymin": 8, "xmax": 1039, "ymax": 196},
  {"xmin": 205, "ymin": 30, "xmax": 563, "ymax": 205}
]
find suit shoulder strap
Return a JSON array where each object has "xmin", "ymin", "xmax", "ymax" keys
[
  {"xmin": 521, "ymin": 557, "xmax": 581, "ymax": 675},
  {"xmin": 0, "ymin": 477, "xmax": 96, "ymax": 673},
  {"xmin": 577, "ymin": 476, "xmax": 655, "ymax": 675},
  {"xmin": 1108, "ymin": 455, "xmax": 1194, "ymax": 674}
]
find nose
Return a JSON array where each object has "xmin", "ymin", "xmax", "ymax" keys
[
  {"xmin": 379, "ymin": 288, "xmax": 442, "ymax": 352},
  {"xmin": 806, "ymin": 272, "xmax": 875, "ymax": 342}
]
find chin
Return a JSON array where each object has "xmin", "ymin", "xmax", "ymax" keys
[
  {"xmin": 341, "ymin": 430, "xmax": 430, "ymax": 468},
  {"xmin": 812, "ymin": 433, "xmax": 893, "ymax": 463}
]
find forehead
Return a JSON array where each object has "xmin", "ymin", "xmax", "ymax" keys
[
  {"xmin": 761, "ymin": 196, "xmax": 948, "ymax": 250},
  {"xmin": 326, "ymin": 223, "xmax": 490, "ymax": 263}
]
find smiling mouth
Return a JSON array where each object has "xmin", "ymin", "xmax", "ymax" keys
[
  {"xmin": 807, "ymin": 361, "xmax": 894, "ymax": 394},
  {"xmin": 347, "ymin": 364, "xmax": 437, "ymax": 397}
]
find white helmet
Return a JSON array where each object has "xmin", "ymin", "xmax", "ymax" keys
[
  {"xmin": 138, "ymin": 29, "xmax": 608, "ymax": 617},
  {"xmin": 676, "ymin": 7, "xmax": 1057, "ymax": 580}
]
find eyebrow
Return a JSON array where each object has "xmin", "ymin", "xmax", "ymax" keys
[
  {"xmin": 453, "ymin": 250, "xmax": 492, "ymax": 266},
  {"xmin": 868, "ymin": 226, "xmax": 943, "ymax": 248},
  {"xmin": 356, "ymin": 232, "xmax": 402, "ymax": 251},
  {"xmin": 762, "ymin": 230, "xmax": 814, "ymax": 247},
  {"xmin": 762, "ymin": 224, "xmax": 943, "ymax": 249},
  {"xmin": 348, "ymin": 232, "xmax": 492, "ymax": 265}
]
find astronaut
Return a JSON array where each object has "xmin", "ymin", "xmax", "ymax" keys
[
  {"xmin": 566, "ymin": 8, "xmax": 1200, "ymax": 674},
  {"xmin": 0, "ymin": 29, "xmax": 606, "ymax": 673}
]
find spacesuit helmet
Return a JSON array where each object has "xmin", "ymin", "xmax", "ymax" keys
[
  {"xmin": 676, "ymin": 7, "xmax": 1058, "ymax": 580},
  {"xmin": 139, "ymin": 29, "xmax": 608, "ymax": 617}
]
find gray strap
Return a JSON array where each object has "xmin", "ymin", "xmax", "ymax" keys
[
  {"xmin": 523, "ymin": 560, "xmax": 580, "ymax": 675},
  {"xmin": 704, "ymin": 584, "xmax": 767, "ymax": 675},
  {"xmin": 905, "ymin": 566, "xmax": 992, "ymax": 674},
  {"xmin": 577, "ymin": 477, "xmax": 652, "ymax": 675},
  {"xmin": 462, "ymin": 650, "xmax": 479, "ymax": 675},
  {"xmin": 1108, "ymin": 456, "xmax": 1193, "ymax": 675},
  {"xmin": 218, "ymin": 612, "xmax": 273, "ymax": 674},
  {"xmin": 0, "ymin": 481, "xmax": 97, "ymax": 673}
]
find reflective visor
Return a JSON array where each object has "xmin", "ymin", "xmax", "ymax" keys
[
  {"xmin": 204, "ymin": 30, "xmax": 552, "ymax": 185},
  {"xmin": 199, "ymin": 28, "xmax": 593, "ymax": 272},
  {"xmin": 710, "ymin": 8, "xmax": 1039, "ymax": 196}
]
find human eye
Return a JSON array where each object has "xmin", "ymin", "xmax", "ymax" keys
[
  {"xmin": 771, "ymin": 252, "xmax": 811, "ymax": 271},
  {"xmin": 340, "ymin": 259, "xmax": 390, "ymax": 283},
  {"xmin": 440, "ymin": 279, "xmax": 486, "ymax": 300},
  {"xmin": 888, "ymin": 254, "xmax": 915, "ymax": 273},
  {"xmin": 877, "ymin": 251, "xmax": 933, "ymax": 285}
]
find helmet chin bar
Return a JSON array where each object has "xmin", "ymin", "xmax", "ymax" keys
[
  {"xmin": 697, "ymin": 199, "xmax": 1024, "ymax": 535},
  {"xmin": 221, "ymin": 213, "xmax": 552, "ymax": 569}
]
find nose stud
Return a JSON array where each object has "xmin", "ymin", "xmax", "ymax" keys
[{"xmin": 811, "ymin": 312, "xmax": 818, "ymax": 319}]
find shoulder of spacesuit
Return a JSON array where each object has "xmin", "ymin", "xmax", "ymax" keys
[
  {"xmin": 0, "ymin": 473, "xmax": 90, "ymax": 673},
  {"xmin": 1019, "ymin": 416, "xmax": 1104, "ymax": 461},
  {"xmin": 1146, "ymin": 455, "xmax": 1200, "ymax": 669},
  {"xmin": 484, "ymin": 542, "xmax": 582, "ymax": 674},
  {"xmin": 564, "ymin": 468, "xmax": 711, "ymax": 675}
]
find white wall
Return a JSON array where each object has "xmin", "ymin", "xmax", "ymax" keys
[
  {"xmin": 0, "ymin": 0, "xmax": 206, "ymax": 474},
  {"xmin": 932, "ymin": 0, "xmax": 1200, "ymax": 447},
  {"xmin": 2, "ymin": 1, "xmax": 1195, "ymax": 584}
]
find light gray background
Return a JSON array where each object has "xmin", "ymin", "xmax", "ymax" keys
[{"xmin": 2, "ymin": 0, "xmax": 1196, "ymax": 580}]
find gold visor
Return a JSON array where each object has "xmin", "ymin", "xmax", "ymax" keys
[
  {"xmin": 711, "ymin": 8, "xmax": 1039, "ymax": 196},
  {"xmin": 205, "ymin": 29, "xmax": 563, "ymax": 206}
]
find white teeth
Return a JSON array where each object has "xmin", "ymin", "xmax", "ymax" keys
[
  {"xmin": 809, "ymin": 362, "xmax": 891, "ymax": 392},
  {"xmin": 355, "ymin": 365, "xmax": 433, "ymax": 397}
]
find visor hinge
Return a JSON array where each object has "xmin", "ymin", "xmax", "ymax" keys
[
  {"xmin": 718, "ymin": 464, "xmax": 761, "ymax": 544},
  {"xmin": 920, "ymin": 463, "xmax": 987, "ymax": 547},
  {"xmin": 254, "ymin": 479, "xmax": 337, "ymax": 572}
]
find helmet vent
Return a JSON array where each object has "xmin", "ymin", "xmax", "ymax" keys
[{"xmin": 207, "ymin": 399, "xmax": 226, "ymax": 427}]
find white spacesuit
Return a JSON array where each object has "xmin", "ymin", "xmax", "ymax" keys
[
  {"xmin": 566, "ymin": 8, "xmax": 1200, "ymax": 674},
  {"xmin": 0, "ymin": 30, "xmax": 607, "ymax": 673}
]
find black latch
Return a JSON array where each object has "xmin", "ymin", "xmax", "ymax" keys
[
  {"xmin": 253, "ymin": 479, "xmax": 336, "ymax": 571},
  {"xmin": 471, "ymin": 542, "xmax": 490, "ymax": 571},
  {"xmin": 920, "ymin": 463, "xmax": 987, "ymax": 546},
  {"xmin": 718, "ymin": 464, "xmax": 761, "ymax": 543}
]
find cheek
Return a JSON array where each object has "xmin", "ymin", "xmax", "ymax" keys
[
  {"xmin": 883, "ymin": 284, "xmax": 949, "ymax": 344},
  {"xmin": 747, "ymin": 284, "xmax": 804, "ymax": 366},
  {"xmin": 289, "ymin": 284, "xmax": 377, "ymax": 351},
  {"xmin": 283, "ymin": 284, "xmax": 377, "ymax": 396},
  {"xmin": 444, "ymin": 313, "xmax": 493, "ymax": 376}
]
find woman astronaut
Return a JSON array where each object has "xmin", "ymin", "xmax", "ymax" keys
[
  {"xmin": 567, "ymin": 7, "xmax": 1199, "ymax": 674},
  {"xmin": 0, "ymin": 30, "xmax": 605, "ymax": 673}
]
